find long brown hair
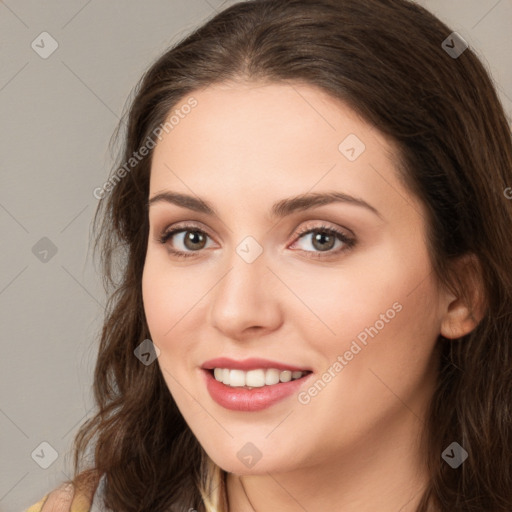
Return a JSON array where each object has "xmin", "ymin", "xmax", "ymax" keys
[{"xmin": 65, "ymin": 1, "xmax": 512, "ymax": 510}]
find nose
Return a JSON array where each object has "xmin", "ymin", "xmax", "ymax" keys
[{"xmin": 208, "ymin": 246, "xmax": 283, "ymax": 340}]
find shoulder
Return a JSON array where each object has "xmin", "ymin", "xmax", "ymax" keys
[{"xmin": 24, "ymin": 482, "xmax": 94, "ymax": 512}]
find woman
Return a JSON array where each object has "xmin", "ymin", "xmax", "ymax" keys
[{"xmin": 25, "ymin": 0, "xmax": 512, "ymax": 510}]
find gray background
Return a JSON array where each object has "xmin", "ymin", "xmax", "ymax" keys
[{"xmin": 0, "ymin": 1, "xmax": 510, "ymax": 511}]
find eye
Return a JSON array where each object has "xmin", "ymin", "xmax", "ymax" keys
[
  {"xmin": 289, "ymin": 223, "xmax": 356, "ymax": 258},
  {"xmin": 157, "ymin": 224, "xmax": 214, "ymax": 259},
  {"xmin": 156, "ymin": 222, "xmax": 356, "ymax": 259}
]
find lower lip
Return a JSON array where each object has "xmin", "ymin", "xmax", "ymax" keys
[{"xmin": 202, "ymin": 369, "xmax": 312, "ymax": 412}]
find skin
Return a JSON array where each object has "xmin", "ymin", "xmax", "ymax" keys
[{"xmin": 142, "ymin": 81, "xmax": 478, "ymax": 512}]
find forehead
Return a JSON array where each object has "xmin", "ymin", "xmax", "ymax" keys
[{"xmin": 149, "ymin": 81, "xmax": 422, "ymax": 222}]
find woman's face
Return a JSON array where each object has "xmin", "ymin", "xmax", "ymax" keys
[{"xmin": 142, "ymin": 81, "xmax": 448, "ymax": 475}]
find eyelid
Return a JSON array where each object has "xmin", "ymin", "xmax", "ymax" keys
[
  {"xmin": 156, "ymin": 220, "xmax": 215, "ymax": 240},
  {"xmin": 292, "ymin": 219, "xmax": 355, "ymax": 239}
]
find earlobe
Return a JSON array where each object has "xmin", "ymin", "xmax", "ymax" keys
[{"xmin": 439, "ymin": 253, "xmax": 487, "ymax": 340}]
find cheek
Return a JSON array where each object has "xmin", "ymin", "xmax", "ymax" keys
[
  {"xmin": 142, "ymin": 263, "xmax": 173, "ymax": 341},
  {"xmin": 142, "ymin": 260, "xmax": 189, "ymax": 384},
  {"xmin": 289, "ymin": 242, "xmax": 440, "ymax": 373},
  {"xmin": 323, "ymin": 260, "xmax": 441, "ymax": 414},
  {"xmin": 142, "ymin": 259, "xmax": 199, "ymax": 401},
  {"xmin": 280, "ymin": 248, "xmax": 416, "ymax": 347},
  {"xmin": 142, "ymin": 252, "xmax": 203, "ymax": 341},
  {"xmin": 141, "ymin": 252, "xmax": 220, "ymax": 397}
]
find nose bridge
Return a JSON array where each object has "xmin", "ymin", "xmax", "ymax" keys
[
  {"xmin": 217, "ymin": 235, "xmax": 269, "ymax": 306},
  {"xmin": 209, "ymin": 235, "xmax": 282, "ymax": 335}
]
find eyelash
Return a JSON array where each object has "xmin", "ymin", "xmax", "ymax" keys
[{"xmin": 156, "ymin": 222, "xmax": 356, "ymax": 260}]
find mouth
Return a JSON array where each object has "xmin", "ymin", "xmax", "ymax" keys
[
  {"xmin": 206, "ymin": 367, "xmax": 312, "ymax": 389},
  {"xmin": 201, "ymin": 356, "xmax": 313, "ymax": 389},
  {"xmin": 200, "ymin": 357, "xmax": 314, "ymax": 411}
]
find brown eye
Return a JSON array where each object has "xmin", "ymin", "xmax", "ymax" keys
[
  {"xmin": 158, "ymin": 226, "xmax": 214, "ymax": 258},
  {"xmin": 309, "ymin": 230, "xmax": 337, "ymax": 251},
  {"xmin": 181, "ymin": 230, "xmax": 207, "ymax": 250},
  {"xmin": 290, "ymin": 223, "xmax": 356, "ymax": 258}
]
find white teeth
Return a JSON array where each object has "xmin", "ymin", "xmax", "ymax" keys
[
  {"xmin": 246, "ymin": 369, "xmax": 265, "ymax": 387},
  {"xmin": 211, "ymin": 368, "xmax": 308, "ymax": 387},
  {"xmin": 280, "ymin": 370, "xmax": 292, "ymax": 382},
  {"xmin": 265, "ymin": 368, "xmax": 280, "ymax": 385},
  {"xmin": 229, "ymin": 369, "xmax": 246, "ymax": 387}
]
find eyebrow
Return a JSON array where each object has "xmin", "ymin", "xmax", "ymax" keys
[{"xmin": 147, "ymin": 191, "xmax": 382, "ymax": 220}]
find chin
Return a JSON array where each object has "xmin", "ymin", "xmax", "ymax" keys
[{"xmin": 202, "ymin": 443, "xmax": 296, "ymax": 475}]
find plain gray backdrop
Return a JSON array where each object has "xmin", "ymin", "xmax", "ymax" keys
[{"xmin": 1, "ymin": 1, "xmax": 511, "ymax": 511}]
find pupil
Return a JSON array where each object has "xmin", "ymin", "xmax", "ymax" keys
[{"xmin": 186, "ymin": 231, "xmax": 204, "ymax": 249}]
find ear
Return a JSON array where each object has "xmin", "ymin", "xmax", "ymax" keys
[{"xmin": 439, "ymin": 253, "xmax": 487, "ymax": 339}]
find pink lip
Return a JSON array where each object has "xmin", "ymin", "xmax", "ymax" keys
[
  {"xmin": 201, "ymin": 368, "xmax": 313, "ymax": 412},
  {"xmin": 201, "ymin": 357, "xmax": 311, "ymax": 372}
]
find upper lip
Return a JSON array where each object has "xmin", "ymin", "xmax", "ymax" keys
[{"xmin": 201, "ymin": 357, "xmax": 312, "ymax": 372}]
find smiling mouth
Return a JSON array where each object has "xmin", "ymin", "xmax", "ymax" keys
[{"xmin": 207, "ymin": 367, "xmax": 313, "ymax": 389}]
